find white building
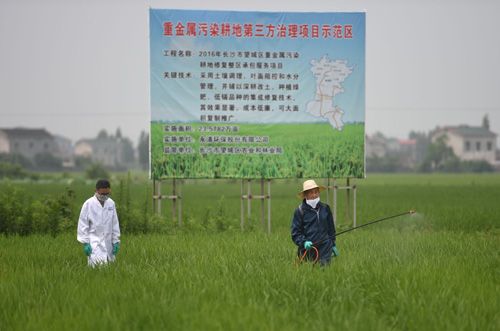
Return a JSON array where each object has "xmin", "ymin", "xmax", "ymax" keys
[
  {"xmin": 0, "ymin": 128, "xmax": 60, "ymax": 160},
  {"xmin": 365, "ymin": 134, "xmax": 386, "ymax": 158},
  {"xmin": 0, "ymin": 130, "xmax": 9, "ymax": 153},
  {"xmin": 54, "ymin": 135, "xmax": 74, "ymax": 167},
  {"xmin": 430, "ymin": 125, "xmax": 497, "ymax": 164}
]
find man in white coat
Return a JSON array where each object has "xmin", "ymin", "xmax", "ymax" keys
[{"xmin": 77, "ymin": 179, "xmax": 121, "ymax": 267}]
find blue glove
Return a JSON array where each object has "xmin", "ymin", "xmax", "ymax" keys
[
  {"xmin": 84, "ymin": 243, "xmax": 92, "ymax": 256},
  {"xmin": 304, "ymin": 241, "xmax": 313, "ymax": 251},
  {"xmin": 112, "ymin": 242, "xmax": 119, "ymax": 255},
  {"xmin": 332, "ymin": 246, "xmax": 339, "ymax": 258}
]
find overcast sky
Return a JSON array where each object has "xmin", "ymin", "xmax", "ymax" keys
[{"xmin": 1, "ymin": 0, "xmax": 499, "ymax": 146}]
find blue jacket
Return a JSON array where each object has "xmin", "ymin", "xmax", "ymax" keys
[{"xmin": 291, "ymin": 200, "xmax": 336, "ymax": 263}]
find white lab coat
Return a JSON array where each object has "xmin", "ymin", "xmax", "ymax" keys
[{"xmin": 77, "ymin": 195, "xmax": 121, "ymax": 266}]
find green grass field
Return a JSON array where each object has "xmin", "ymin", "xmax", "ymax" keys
[{"xmin": 1, "ymin": 174, "xmax": 500, "ymax": 330}]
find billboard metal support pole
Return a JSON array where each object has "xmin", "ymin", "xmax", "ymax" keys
[
  {"xmin": 241, "ymin": 180, "xmax": 244, "ymax": 231},
  {"xmin": 157, "ymin": 180, "xmax": 162, "ymax": 215},
  {"xmin": 351, "ymin": 178, "xmax": 357, "ymax": 228},
  {"xmin": 261, "ymin": 180, "xmax": 264, "ymax": 230},
  {"xmin": 268, "ymin": 179, "xmax": 271, "ymax": 235},
  {"xmin": 247, "ymin": 179, "xmax": 251, "ymax": 218},
  {"xmin": 347, "ymin": 178, "xmax": 350, "ymax": 227},
  {"xmin": 172, "ymin": 180, "xmax": 176, "ymax": 221},
  {"xmin": 173, "ymin": 180, "xmax": 182, "ymax": 228},
  {"xmin": 241, "ymin": 179, "xmax": 271, "ymax": 235},
  {"xmin": 152, "ymin": 179, "xmax": 182, "ymax": 228},
  {"xmin": 152, "ymin": 179, "xmax": 156, "ymax": 215},
  {"xmin": 326, "ymin": 178, "xmax": 330, "ymax": 215},
  {"xmin": 325, "ymin": 178, "xmax": 357, "ymax": 229},
  {"xmin": 334, "ymin": 178, "xmax": 337, "ymax": 226}
]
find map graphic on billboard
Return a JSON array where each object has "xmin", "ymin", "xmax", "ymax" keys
[{"xmin": 149, "ymin": 9, "xmax": 365, "ymax": 179}]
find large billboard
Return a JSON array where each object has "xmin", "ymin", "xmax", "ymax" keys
[{"xmin": 149, "ymin": 9, "xmax": 365, "ymax": 179}]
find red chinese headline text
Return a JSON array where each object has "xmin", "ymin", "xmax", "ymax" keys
[{"xmin": 163, "ymin": 22, "xmax": 354, "ymax": 39}]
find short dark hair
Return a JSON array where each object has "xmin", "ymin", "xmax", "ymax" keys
[{"xmin": 96, "ymin": 179, "xmax": 111, "ymax": 190}]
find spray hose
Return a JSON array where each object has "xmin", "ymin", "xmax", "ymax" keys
[{"xmin": 294, "ymin": 210, "xmax": 415, "ymax": 265}]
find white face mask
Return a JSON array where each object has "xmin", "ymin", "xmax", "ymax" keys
[
  {"xmin": 306, "ymin": 197, "xmax": 320, "ymax": 209},
  {"xmin": 97, "ymin": 193, "xmax": 110, "ymax": 201}
]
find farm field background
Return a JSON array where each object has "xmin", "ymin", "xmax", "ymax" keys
[{"xmin": 1, "ymin": 173, "xmax": 500, "ymax": 330}]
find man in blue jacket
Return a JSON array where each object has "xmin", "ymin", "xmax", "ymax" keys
[{"xmin": 291, "ymin": 179, "xmax": 338, "ymax": 265}]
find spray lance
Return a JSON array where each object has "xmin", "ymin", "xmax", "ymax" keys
[{"xmin": 295, "ymin": 210, "xmax": 416, "ymax": 265}]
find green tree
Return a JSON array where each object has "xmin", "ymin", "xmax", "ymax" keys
[
  {"xmin": 97, "ymin": 129, "xmax": 108, "ymax": 139},
  {"xmin": 74, "ymin": 155, "xmax": 92, "ymax": 170},
  {"xmin": 121, "ymin": 137, "xmax": 136, "ymax": 164},
  {"xmin": 0, "ymin": 152, "xmax": 33, "ymax": 169},
  {"xmin": 482, "ymin": 114, "xmax": 490, "ymax": 130},
  {"xmin": 462, "ymin": 159, "xmax": 493, "ymax": 172},
  {"xmin": 0, "ymin": 162, "xmax": 29, "ymax": 179},
  {"xmin": 442, "ymin": 156, "xmax": 462, "ymax": 172},
  {"xmin": 366, "ymin": 154, "xmax": 405, "ymax": 173},
  {"xmin": 85, "ymin": 163, "xmax": 110, "ymax": 179},
  {"xmin": 34, "ymin": 152, "xmax": 63, "ymax": 170},
  {"xmin": 417, "ymin": 134, "xmax": 455, "ymax": 172},
  {"xmin": 138, "ymin": 131, "xmax": 149, "ymax": 170},
  {"xmin": 409, "ymin": 130, "xmax": 429, "ymax": 163}
]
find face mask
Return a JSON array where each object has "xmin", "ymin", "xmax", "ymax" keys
[
  {"xmin": 97, "ymin": 193, "xmax": 110, "ymax": 201},
  {"xmin": 306, "ymin": 197, "xmax": 320, "ymax": 209}
]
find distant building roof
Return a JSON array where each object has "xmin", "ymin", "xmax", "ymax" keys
[
  {"xmin": 76, "ymin": 137, "xmax": 121, "ymax": 145},
  {"xmin": 0, "ymin": 127, "xmax": 54, "ymax": 138},
  {"xmin": 430, "ymin": 125, "xmax": 497, "ymax": 138},
  {"xmin": 54, "ymin": 134, "xmax": 72, "ymax": 143},
  {"xmin": 398, "ymin": 139, "xmax": 417, "ymax": 145}
]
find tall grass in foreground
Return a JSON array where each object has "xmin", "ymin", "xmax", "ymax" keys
[{"xmin": 1, "ymin": 230, "xmax": 499, "ymax": 330}]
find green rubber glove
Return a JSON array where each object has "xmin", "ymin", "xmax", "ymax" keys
[
  {"xmin": 304, "ymin": 241, "xmax": 313, "ymax": 251},
  {"xmin": 84, "ymin": 243, "xmax": 92, "ymax": 256},
  {"xmin": 112, "ymin": 243, "xmax": 119, "ymax": 255},
  {"xmin": 332, "ymin": 246, "xmax": 339, "ymax": 258}
]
